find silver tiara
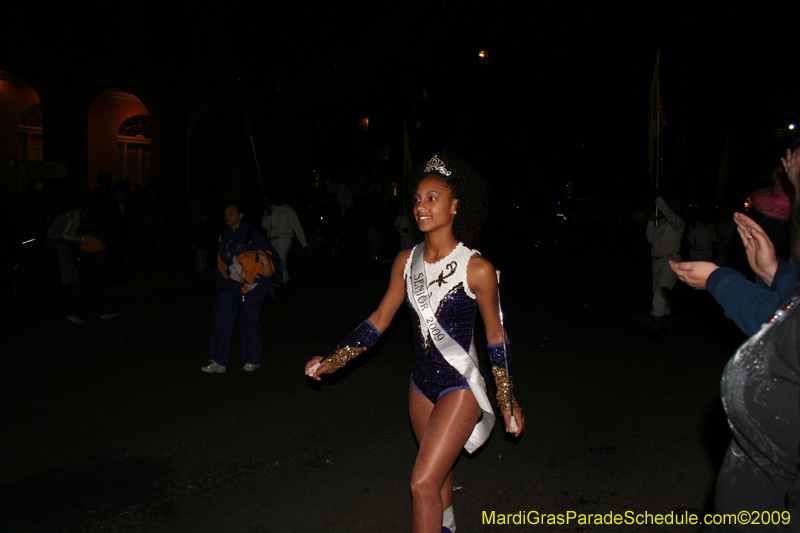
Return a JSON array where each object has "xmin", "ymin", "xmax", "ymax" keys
[{"xmin": 424, "ymin": 155, "xmax": 451, "ymax": 176}]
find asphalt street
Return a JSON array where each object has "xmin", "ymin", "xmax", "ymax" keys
[{"xmin": 1, "ymin": 235, "xmax": 745, "ymax": 532}]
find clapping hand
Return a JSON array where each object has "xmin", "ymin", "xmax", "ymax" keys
[
  {"xmin": 781, "ymin": 148, "xmax": 800, "ymax": 192},
  {"xmin": 669, "ymin": 260, "xmax": 719, "ymax": 290},
  {"xmin": 734, "ymin": 212, "xmax": 778, "ymax": 286}
]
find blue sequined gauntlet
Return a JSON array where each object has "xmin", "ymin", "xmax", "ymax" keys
[
  {"xmin": 321, "ymin": 320, "xmax": 380, "ymax": 373},
  {"xmin": 487, "ymin": 341, "xmax": 520, "ymax": 413}
]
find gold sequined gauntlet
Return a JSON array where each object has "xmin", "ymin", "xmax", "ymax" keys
[
  {"xmin": 488, "ymin": 341, "xmax": 521, "ymax": 414},
  {"xmin": 321, "ymin": 320, "xmax": 380, "ymax": 374},
  {"xmin": 491, "ymin": 366, "xmax": 521, "ymax": 414}
]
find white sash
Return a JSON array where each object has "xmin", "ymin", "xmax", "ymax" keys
[{"xmin": 410, "ymin": 243, "xmax": 495, "ymax": 453}]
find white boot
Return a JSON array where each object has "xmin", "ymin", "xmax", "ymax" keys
[{"xmin": 443, "ymin": 505, "xmax": 456, "ymax": 532}]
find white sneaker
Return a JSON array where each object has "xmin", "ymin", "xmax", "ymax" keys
[
  {"xmin": 100, "ymin": 313, "xmax": 119, "ymax": 320},
  {"xmin": 67, "ymin": 315, "xmax": 84, "ymax": 325},
  {"xmin": 201, "ymin": 361, "xmax": 226, "ymax": 373},
  {"xmin": 242, "ymin": 363, "xmax": 260, "ymax": 371}
]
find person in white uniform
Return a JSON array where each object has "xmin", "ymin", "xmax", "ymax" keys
[
  {"xmin": 646, "ymin": 195, "xmax": 685, "ymax": 334},
  {"xmin": 261, "ymin": 192, "xmax": 307, "ymax": 283},
  {"xmin": 48, "ymin": 208, "xmax": 82, "ymax": 286},
  {"xmin": 688, "ymin": 215, "xmax": 717, "ymax": 262}
]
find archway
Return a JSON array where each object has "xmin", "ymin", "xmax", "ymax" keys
[
  {"xmin": 0, "ymin": 68, "xmax": 42, "ymax": 207},
  {"xmin": 87, "ymin": 88, "xmax": 150, "ymax": 191}
]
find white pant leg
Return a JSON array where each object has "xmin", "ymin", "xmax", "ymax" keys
[
  {"xmin": 651, "ymin": 255, "xmax": 679, "ymax": 317},
  {"xmin": 272, "ymin": 237, "xmax": 292, "ymax": 283}
]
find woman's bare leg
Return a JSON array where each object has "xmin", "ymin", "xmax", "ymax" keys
[
  {"xmin": 409, "ymin": 399, "xmax": 456, "ymax": 514},
  {"xmin": 409, "ymin": 383, "xmax": 480, "ymax": 532}
]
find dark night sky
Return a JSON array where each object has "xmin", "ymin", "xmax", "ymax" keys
[
  {"xmin": 10, "ymin": 1, "xmax": 799, "ymax": 204},
  {"xmin": 221, "ymin": 1, "xmax": 797, "ymax": 204},
  {"xmin": 393, "ymin": 3, "xmax": 799, "ymax": 202}
]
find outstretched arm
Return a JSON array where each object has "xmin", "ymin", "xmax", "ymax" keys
[
  {"xmin": 671, "ymin": 258, "xmax": 789, "ymax": 336},
  {"xmin": 655, "ymin": 197, "xmax": 685, "ymax": 233},
  {"xmin": 304, "ymin": 248, "xmax": 411, "ymax": 380},
  {"xmin": 669, "ymin": 260, "xmax": 719, "ymax": 290},
  {"xmin": 707, "ymin": 267, "xmax": 785, "ymax": 337},
  {"xmin": 469, "ymin": 256, "xmax": 524, "ymax": 437}
]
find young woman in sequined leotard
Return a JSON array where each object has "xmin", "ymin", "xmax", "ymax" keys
[{"xmin": 305, "ymin": 151, "xmax": 524, "ymax": 533}]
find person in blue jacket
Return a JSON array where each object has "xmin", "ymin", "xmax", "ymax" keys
[
  {"xmin": 670, "ymin": 151, "xmax": 800, "ymax": 530},
  {"xmin": 670, "ymin": 212, "xmax": 800, "ymax": 336},
  {"xmin": 202, "ymin": 202, "xmax": 281, "ymax": 373}
]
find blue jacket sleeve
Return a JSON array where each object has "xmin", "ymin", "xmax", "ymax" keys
[
  {"xmin": 771, "ymin": 258, "xmax": 800, "ymax": 303},
  {"xmin": 707, "ymin": 267, "xmax": 781, "ymax": 337}
]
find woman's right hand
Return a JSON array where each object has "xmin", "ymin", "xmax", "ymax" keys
[
  {"xmin": 504, "ymin": 409, "xmax": 524, "ymax": 437},
  {"xmin": 304, "ymin": 357, "xmax": 328, "ymax": 381}
]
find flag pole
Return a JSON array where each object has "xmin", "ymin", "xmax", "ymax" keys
[
  {"xmin": 250, "ymin": 135, "xmax": 268, "ymax": 208},
  {"xmin": 656, "ymin": 51, "xmax": 660, "ymax": 192},
  {"xmin": 655, "ymin": 60, "xmax": 660, "ymax": 225},
  {"xmin": 650, "ymin": 50, "xmax": 663, "ymax": 225},
  {"xmin": 238, "ymin": 78, "xmax": 268, "ymax": 208}
]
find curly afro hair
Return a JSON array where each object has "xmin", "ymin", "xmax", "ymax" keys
[{"xmin": 409, "ymin": 149, "xmax": 488, "ymax": 247}]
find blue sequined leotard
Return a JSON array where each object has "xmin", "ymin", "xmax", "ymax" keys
[{"xmin": 405, "ymin": 243, "xmax": 479, "ymax": 403}]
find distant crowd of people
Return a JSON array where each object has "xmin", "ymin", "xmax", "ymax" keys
[{"xmin": 36, "ymin": 171, "xmax": 416, "ymax": 325}]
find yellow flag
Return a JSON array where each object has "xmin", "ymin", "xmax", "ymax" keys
[{"xmin": 648, "ymin": 51, "xmax": 667, "ymax": 180}]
